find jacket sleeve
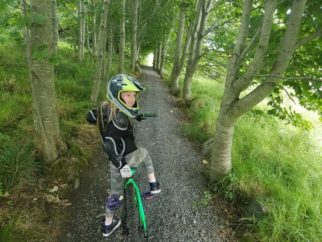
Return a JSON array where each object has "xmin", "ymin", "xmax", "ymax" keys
[
  {"xmin": 102, "ymin": 137, "xmax": 126, "ymax": 169},
  {"xmin": 86, "ymin": 109, "xmax": 98, "ymax": 124}
]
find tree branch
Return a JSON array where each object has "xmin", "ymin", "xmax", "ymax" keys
[
  {"xmin": 295, "ymin": 27, "xmax": 322, "ymax": 49},
  {"xmin": 233, "ymin": 0, "xmax": 277, "ymax": 93},
  {"xmin": 224, "ymin": 0, "xmax": 253, "ymax": 87},
  {"xmin": 238, "ymin": 23, "xmax": 261, "ymax": 64},
  {"xmin": 207, "ymin": 0, "xmax": 226, "ymax": 13},
  {"xmin": 229, "ymin": 0, "xmax": 308, "ymax": 119},
  {"xmin": 269, "ymin": 0, "xmax": 307, "ymax": 78},
  {"xmin": 203, "ymin": 17, "xmax": 237, "ymax": 37},
  {"xmin": 256, "ymin": 74, "xmax": 322, "ymax": 82},
  {"xmin": 280, "ymin": 85, "xmax": 297, "ymax": 104}
]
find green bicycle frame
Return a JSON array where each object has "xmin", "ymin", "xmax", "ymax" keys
[{"xmin": 124, "ymin": 169, "xmax": 147, "ymax": 234}]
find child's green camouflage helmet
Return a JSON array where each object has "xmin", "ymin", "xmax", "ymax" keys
[{"xmin": 106, "ymin": 74, "xmax": 144, "ymax": 117}]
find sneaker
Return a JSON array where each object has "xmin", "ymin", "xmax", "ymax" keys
[
  {"xmin": 101, "ymin": 218, "xmax": 121, "ymax": 237},
  {"xmin": 149, "ymin": 182, "xmax": 161, "ymax": 194}
]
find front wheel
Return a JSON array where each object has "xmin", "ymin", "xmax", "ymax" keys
[{"xmin": 122, "ymin": 185, "xmax": 148, "ymax": 241}]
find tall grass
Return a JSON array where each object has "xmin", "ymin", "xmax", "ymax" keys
[
  {"xmin": 180, "ymin": 75, "xmax": 224, "ymax": 142},
  {"xmin": 233, "ymin": 113, "xmax": 322, "ymax": 241},
  {"xmin": 170, "ymin": 71, "xmax": 322, "ymax": 241},
  {"xmin": 0, "ymin": 144, "xmax": 38, "ymax": 191}
]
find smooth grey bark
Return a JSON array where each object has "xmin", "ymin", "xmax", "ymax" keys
[
  {"xmin": 22, "ymin": 0, "xmax": 31, "ymax": 63},
  {"xmin": 92, "ymin": 0, "xmax": 97, "ymax": 56},
  {"xmin": 153, "ymin": 46, "xmax": 159, "ymax": 71},
  {"xmin": 118, "ymin": 0, "xmax": 126, "ymax": 73},
  {"xmin": 210, "ymin": 0, "xmax": 308, "ymax": 181},
  {"xmin": 170, "ymin": 7, "xmax": 190, "ymax": 96},
  {"xmin": 170, "ymin": 9, "xmax": 185, "ymax": 95},
  {"xmin": 131, "ymin": 0, "xmax": 139, "ymax": 72},
  {"xmin": 153, "ymin": 47, "xmax": 157, "ymax": 69},
  {"xmin": 78, "ymin": 0, "xmax": 85, "ymax": 61},
  {"xmin": 29, "ymin": 0, "xmax": 66, "ymax": 161},
  {"xmin": 157, "ymin": 44, "xmax": 162, "ymax": 74},
  {"xmin": 102, "ymin": 20, "xmax": 113, "ymax": 79},
  {"xmin": 90, "ymin": 0, "xmax": 110, "ymax": 104},
  {"xmin": 52, "ymin": 0, "xmax": 58, "ymax": 54},
  {"xmin": 159, "ymin": 32, "xmax": 171, "ymax": 79},
  {"xmin": 183, "ymin": 0, "xmax": 213, "ymax": 102},
  {"xmin": 106, "ymin": 24, "xmax": 113, "ymax": 79},
  {"xmin": 85, "ymin": 20, "xmax": 91, "ymax": 55}
]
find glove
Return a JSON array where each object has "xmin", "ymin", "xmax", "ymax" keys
[{"xmin": 120, "ymin": 164, "xmax": 132, "ymax": 178}]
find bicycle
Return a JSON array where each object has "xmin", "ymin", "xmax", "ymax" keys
[{"xmin": 121, "ymin": 112, "xmax": 158, "ymax": 240}]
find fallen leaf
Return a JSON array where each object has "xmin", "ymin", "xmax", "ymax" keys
[
  {"xmin": 0, "ymin": 192, "xmax": 10, "ymax": 197},
  {"xmin": 74, "ymin": 178, "xmax": 80, "ymax": 190},
  {"xmin": 49, "ymin": 186, "xmax": 59, "ymax": 193}
]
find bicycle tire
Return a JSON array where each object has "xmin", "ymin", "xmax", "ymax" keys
[{"xmin": 122, "ymin": 185, "xmax": 148, "ymax": 241}]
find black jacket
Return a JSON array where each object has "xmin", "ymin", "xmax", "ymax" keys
[{"xmin": 86, "ymin": 102, "xmax": 137, "ymax": 169}]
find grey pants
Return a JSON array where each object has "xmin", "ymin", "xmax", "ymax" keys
[{"xmin": 106, "ymin": 147, "xmax": 155, "ymax": 217}]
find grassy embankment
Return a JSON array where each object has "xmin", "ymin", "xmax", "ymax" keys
[{"xmin": 161, "ymin": 68, "xmax": 322, "ymax": 242}]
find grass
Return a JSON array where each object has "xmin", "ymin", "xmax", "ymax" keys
[
  {"xmin": 233, "ymin": 113, "xmax": 322, "ymax": 241},
  {"xmin": 0, "ymin": 144, "xmax": 38, "ymax": 191},
  {"xmin": 163, "ymin": 68, "xmax": 322, "ymax": 241}
]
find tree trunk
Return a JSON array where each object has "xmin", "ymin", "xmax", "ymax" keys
[
  {"xmin": 29, "ymin": 0, "xmax": 66, "ymax": 161},
  {"xmin": 136, "ymin": 42, "xmax": 141, "ymax": 71},
  {"xmin": 22, "ymin": 0, "xmax": 31, "ymax": 64},
  {"xmin": 90, "ymin": 0, "xmax": 110, "ymax": 104},
  {"xmin": 102, "ymin": 20, "xmax": 113, "ymax": 79},
  {"xmin": 157, "ymin": 44, "xmax": 162, "ymax": 74},
  {"xmin": 78, "ymin": 0, "xmax": 85, "ymax": 61},
  {"xmin": 118, "ymin": 0, "xmax": 126, "ymax": 73},
  {"xmin": 210, "ymin": 113, "xmax": 235, "ymax": 181},
  {"xmin": 106, "ymin": 24, "xmax": 113, "ymax": 79},
  {"xmin": 182, "ymin": 0, "xmax": 211, "ymax": 103},
  {"xmin": 209, "ymin": 0, "xmax": 308, "ymax": 180},
  {"xmin": 153, "ymin": 48, "xmax": 158, "ymax": 70},
  {"xmin": 131, "ymin": 0, "xmax": 138, "ymax": 72},
  {"xmin": 92, "ymin": 0, "xmax": 97, "ymax": 57},
  {"xmin": 85, "ymin": 20, "xmax": 92, "ymax": 56},
  {"xmin": 159, "ymin": 36, "xmax": 170, "ymax": 79},
  {"xmin": 170, "ymin": 8, "xmax": 185, "ymax": 96},
  {"xmin": 52, "ymin": 0, "xmax": 58, "ymax": 55}
]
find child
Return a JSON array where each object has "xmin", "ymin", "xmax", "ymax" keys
[{"xmin": 86, "ymin": 74, "xmax": 161, "ymax": 237}]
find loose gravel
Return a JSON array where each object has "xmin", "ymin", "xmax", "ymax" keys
[{"xmin": 59, "ymin": 67, "xmax": 236, "ymax": 242}]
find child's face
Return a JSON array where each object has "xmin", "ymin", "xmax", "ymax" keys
[{"xmin": 120, "ymin": 91, "xmax": 137, "ymax": 107}]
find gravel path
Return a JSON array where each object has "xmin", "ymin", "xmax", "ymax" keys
[{"xmin": 59, "ymin": 67, "xmax": 235, "ymax": 242}]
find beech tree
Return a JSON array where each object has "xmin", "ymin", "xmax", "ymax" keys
[
  {"xmin": 182, "ymin": 0, "xmax": 214, "ymax": 103},
  {"xmin": 118, "ymin": 0, "xmax": 125, "ymax": 73},
  {"xmin": 209, "ymin": 0, "xmax": 321, "ymax": 180},
  {"xmin": 28, "ymin": 0, "xmax": 66, "ymax": 161},
  {"xmin": 78, "ymin": 0, "xmax": 85, "ymax": 61},
  {"xmin": 169, "ymin": 3, "xmax": 191, "ymax": 95},
  {"xmin": 130, "ymin": 0, "xmax": 139, "ymax": 72},
  {"xmin": 90, "ymin": 0, "xmax": 110, "ymax": 104},
  {"xmin": 52, "ymin": 0, "xmax": 58, "ymax": 54}
]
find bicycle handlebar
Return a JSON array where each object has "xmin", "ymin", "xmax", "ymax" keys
[{"xmin": 136, "ymin": 112, "xmax": 158, "ymax": 118}]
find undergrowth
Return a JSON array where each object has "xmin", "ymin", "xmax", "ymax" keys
[{"xmin": 0, "ymin": 38, "xmax": 106, "ymax": 241}]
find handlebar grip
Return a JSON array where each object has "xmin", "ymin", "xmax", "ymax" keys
[{"xmin": 139, "ymin": 113, "xmax": 158, "ymax": 118}]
